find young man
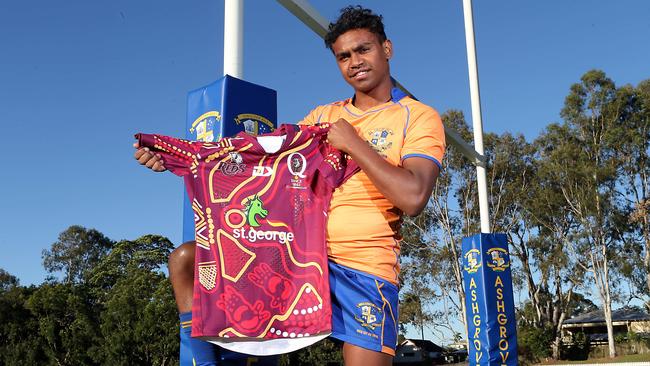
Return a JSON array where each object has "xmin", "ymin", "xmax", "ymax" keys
[{"xmin": 134, "ymin": 6, "xmax": 444, "ymax": 366}]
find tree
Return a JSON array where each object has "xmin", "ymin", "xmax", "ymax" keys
[
  {"xmin": 615, "ymin": 79, "xmax": 650, "ymax": 307},
  {"xmin": 0, "ymin": 284, "xmax": 47, "ymax": 365},
  {"xmin": 25, "ymin": 283, "xmax": 99, "ymax": 365},
  {"xmin": 97, "ymin": 268, "xmax": 178, "ymax": 365},
  {"xmin": 88, "ymin": 234, "xmax": 173, "ymax": 297},
  {"xmin": 527, "ymin": 123, "xmax": 589, "ymax": 359},
  {"xmin": 42, "ymin": 225, "xmax": 114, "ymax": 284},
  {"xmin": 554, "ymin": 69, "xmax": 627, "ymax": 357},
  {"xmin": 0, "ymin": 267, "xmax": 19, "ymax": 291},
  {"xmin": 89, "ymin": 235, "xmax": 178, "ymax": 365},
  {"xmin": 398, "ymin": 259, "xmax": 440, "ymax": 339}
]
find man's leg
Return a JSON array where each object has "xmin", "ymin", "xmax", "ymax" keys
[
  {"xmin": 169, "ymin": 241, "xmax": 218, "ymax": 366},
  {"xmin": 328, "ymin": 262, "xmax": 399, "ymax": 366},
  {"xmin": 169, "ymin": 241, "xmax": 196, "ymax": 313},
  {"xmin": 343, "ymin": 343, "xmax": 392, "ymax": 366}
]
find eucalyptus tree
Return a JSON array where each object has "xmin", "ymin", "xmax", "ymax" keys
[
  {"xmin": 42, "ymin": 225, "xmax": 114, "ymax": 284},
  {"xmin": 552, "ymin": 70, "xmax": 628, "ymax": 357},
  {"xmin": 615, "ymin": 80, "xmax": 650, "ymax": 306},
  {"xmin": 529, "ymin": 123, "xmax": 592, "ymax": 359}
]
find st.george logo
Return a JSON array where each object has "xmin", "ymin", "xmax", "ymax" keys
[
  {"xmin": 229, "ymin": 195, "xmax": 296, "ymax": 243},
  {"xmin": 243, "ymin": 195, "xmax": 268, "ymax": 227}
]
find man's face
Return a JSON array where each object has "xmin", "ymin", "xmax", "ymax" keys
[{"xmin": 331, "ymin": 28, "xmax": 392, "ymax": 94}]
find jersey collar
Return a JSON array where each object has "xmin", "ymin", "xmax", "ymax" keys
[
  {"xmin": 348, "ymin": 87, "xmax": 408, "ymax": 104},
  {"xmin": 343, "ymin": 87, "xmax": 408, "ymax": 116},
  {"xmin": 238, "ymin": 124, "xmax": 298, "ymax": 155}
]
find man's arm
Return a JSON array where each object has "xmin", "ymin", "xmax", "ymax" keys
[{"xmin": 327, "ymin": 119, "xmax": 440, "ymax": 217}]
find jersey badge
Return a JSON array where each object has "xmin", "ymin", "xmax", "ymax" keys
[
  {"xmin": 288, "ymin": 152, "xmax": 307, "ymax": 178},
  {"xmin": 287, "ymin": 152, "xmax": 307, "ymax": 189},
  {"xmin": 219, "ymin": 152, "xmax": 246, "ymax": 176},
  {"xmin": 366, "ymin": 128, "xmax": 394, "ymax": 155}
]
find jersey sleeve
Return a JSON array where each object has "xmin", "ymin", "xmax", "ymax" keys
[
  {"xmin": 297, "ymin": 107, "xmax": 320, "ymax": 126},
  {"xmin": 135, "ymin": 133, "xmax": 199, "ymax": 177},
  {"xmin": 317, "ymin": 140, "xmax": 359, "ymax": 189},
  {"xmin": 400, "ymin": 106, "xmax": 446, "ymax": 170}
]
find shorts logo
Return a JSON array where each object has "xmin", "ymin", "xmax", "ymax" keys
[
  {"xmin": 354, "ymin": 302, "xmax": 382, "ymax": 331},
  {"xmin": 219, "ymin": 152, "xmax": 246, "ymax": 176},
  {"xmin": 287, "ymin": 152, "xmax": 307, "ymax": 178},
  {"xmin": 486, "ymin": 248, "xmax": 509, "ymax": 272}
]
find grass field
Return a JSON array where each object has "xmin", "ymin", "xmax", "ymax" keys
[{"xmin": 537, "ymin": 353, "xmax": 650, "ymax": 364}]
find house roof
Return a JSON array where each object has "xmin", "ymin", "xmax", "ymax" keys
[
  {"xmin": 398, "ymin": 339, "xmax": 446, "ymax": 353},
  {"xmin": 563, "ymin": 306, "xmax": 650, "ymax": 325}
]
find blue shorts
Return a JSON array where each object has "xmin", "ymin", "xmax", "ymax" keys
[{"xmin": 328, "ymin": 261, "xmax": 399, "ymax": 355}]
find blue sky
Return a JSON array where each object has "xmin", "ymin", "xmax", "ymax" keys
[{"xmin": 1, "ymin": 0, "xmax": 649, "ymax": 342}]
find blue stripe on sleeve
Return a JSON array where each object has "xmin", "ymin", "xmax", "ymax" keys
[{"xmin": 401, "ymin": 154, "xmax": 442, "ymax": 170}]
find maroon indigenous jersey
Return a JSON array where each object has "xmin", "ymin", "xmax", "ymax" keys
[{"xmin": 136, "ymin": 124, "xmax": 357, "ymax": 355}]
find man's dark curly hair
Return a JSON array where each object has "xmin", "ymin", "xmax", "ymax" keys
[{"xmin": 324, "ymin": 6, "xmax": 387, "ymax": 51}]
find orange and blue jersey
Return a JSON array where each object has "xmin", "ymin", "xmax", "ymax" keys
[{"xmin": 299, "ymin": 87, "xmax": 446, "ymax": 285}]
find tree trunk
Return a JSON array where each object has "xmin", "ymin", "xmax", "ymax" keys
[
  {"xmin": 590, "ymin": 236, "xmax": 617, "ymax": 358},
  {"xmin": 643, "ymin": 212, "xmax": 650, "ymax": 298},
  {"xmin": 604, "ymin": 301, "xmax": 616, "ymax": 358}
]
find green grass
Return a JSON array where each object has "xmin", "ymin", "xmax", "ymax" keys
[{"xmin": 537, "ymin": 353, "xmax": 650, "ymax": 364}]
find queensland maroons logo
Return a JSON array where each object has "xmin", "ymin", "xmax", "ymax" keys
[{"xmin": 288, "ymin": 152, "xmax": 307, "ymax": 178}]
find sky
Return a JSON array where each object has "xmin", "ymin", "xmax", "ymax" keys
[{"xmin": 1, "ymin": 0, "xmax": 649, "ymax": 343}]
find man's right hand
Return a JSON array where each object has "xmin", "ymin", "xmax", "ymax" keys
[{"xmin": 133, "ymin": 142, "xmax": 166, "ymax": 172}]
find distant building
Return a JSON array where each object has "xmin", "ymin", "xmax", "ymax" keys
[
  {"xmin": 562, "ymin": 306, "xmax": 650, "ymax": 344},
  {"xmin": 394, "ymin": 339, "xmax": 446, "ymax": 365}
]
